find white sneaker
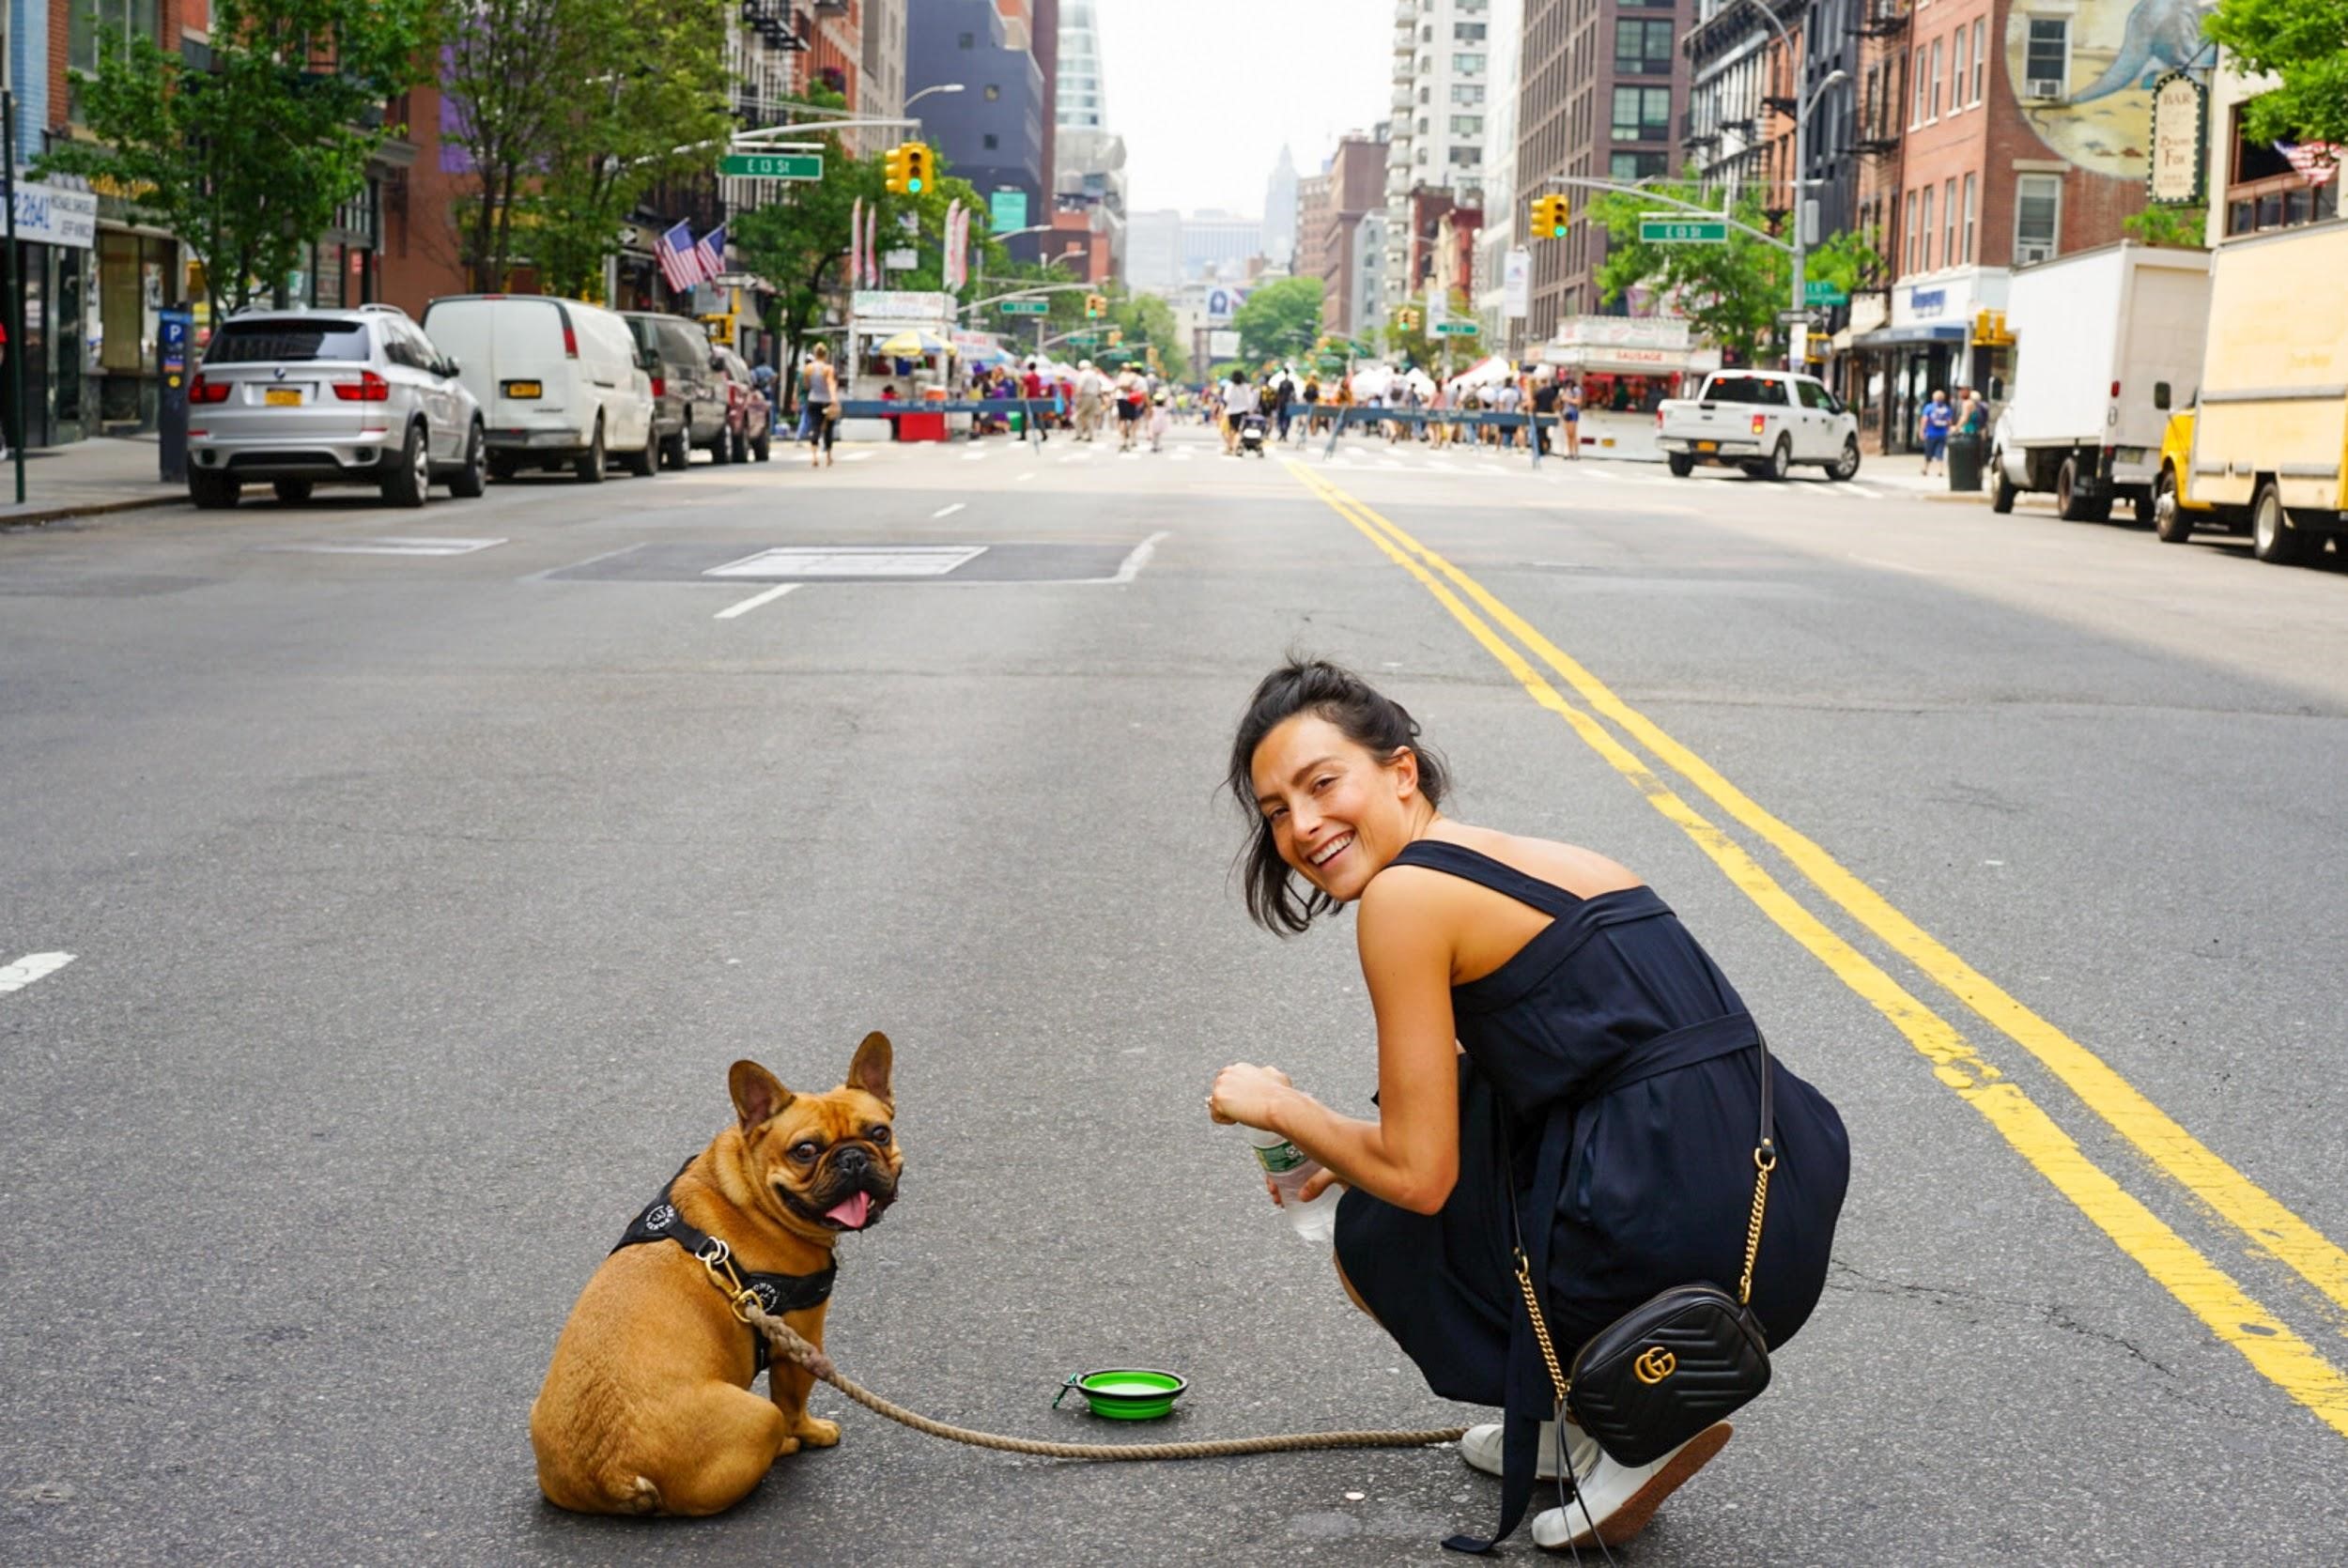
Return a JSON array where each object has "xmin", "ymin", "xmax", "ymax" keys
[
  {"xmin": 1530, "ymin": 1422, "xmax": 1733, "ymax": 1552},
  {"xmin": 1460, "ymin": 1419, "xmax": 1599, "ymax": 1483}
]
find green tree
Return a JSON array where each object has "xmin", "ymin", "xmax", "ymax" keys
[
  {"xmin": 1232, "ymin": 276, "xmax": 1324, "ymax": 361},
  {"xmin": 1585, "ymin": 183, "xmax": 1792, "ymax": 364},
  {"xmin": 1107, "ymin": 289, "xmax": 1187, "ymax": 380},
  {"xmin": 1381, "ymin": 289, "xmax": 1471, "ymax": 368},
  {"xmin": 2206, "ymin": 0, "xmax": 2348, "ymax": 147},
  {"xmin": 39, "ymin": 0, "xmax": 436, "ymax": 319},
  {"xmin": 732, "ymin": 131, "xmax": 885, "ymax": 405},
  {"xmin": 2123, "ymin": 204, "xmax": 2209, "ymax": 248}
]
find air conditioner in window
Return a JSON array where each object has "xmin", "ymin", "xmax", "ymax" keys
[
  {"xmin": 2025, "ymin": 79, "xmax": 2063, "ymax": 100},
  {"xmin": 2016, "ymin": 241, "xmax": 2054, "ymax": 264}
]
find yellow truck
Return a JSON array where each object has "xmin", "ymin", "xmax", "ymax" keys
[{"xmin": 2155, "ymin": 221, "xmax": 2348, "ymax": 565}]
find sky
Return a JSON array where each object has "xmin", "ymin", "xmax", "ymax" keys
[{"xmin": 1090, "ymin": 0, "xmax": 1393, "ymax": 218}]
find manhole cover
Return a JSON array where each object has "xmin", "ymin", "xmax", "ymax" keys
[{"xmin": 704, "ymin": 546, "xmax": 986, "ymax": 578}]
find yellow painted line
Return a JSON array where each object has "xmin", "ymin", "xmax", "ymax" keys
[
  {"xmin": 1294, "ymin": 463, "xmax": 2348, "ymax": 1329},
  {"xmin": 1284, "ymin": 460, "xmax": 2348, "ymax": 1439}
]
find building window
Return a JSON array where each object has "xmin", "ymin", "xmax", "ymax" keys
[
  {"xmin": 68, "ymin": 0, "xmax": 161, "ymax": 117},
  {"xmin": 981, "ymin": 133, "xmax": 998, "ymax": 150},
  {"xmin": 2023, "ymin": 19, "xmax": 2069, "ymax": 99},
  {"xmin": 1613, "ymin": 17, "xmax": 1676, "ymax": 77},
  {"xmin": 1911, "ymin": 44, "xmax": 1930, "ymax": 126},
  {"xmin": 1453, "ymin": 52, "xmax": 1485, "ymax": 72},
  {"xmin": 1971, "ymin": 20, "xmax": 1986, "ymax": 102},
  {"xmin": 2015, "ymin": 173, "xmax": 2062, "ymax": 262},
  {"xmin": 1928, "ymin": 38, "xmax": 1942, "ymax": 119},
  {"xmin": 1451, "ymin": 115, "xmax": 1484, "ymax": 135},
  {"xmin": 958, "ymin": 31, "xmax": 974, "ymax": 47},
  {"xmin": 1611, "ymin": 150, "xmax": 1668, "ymax": 181},
  {"xmin": 1905, "ymin": 189, "xmax": 1919, "ymax": 271},
  {"xmin": 1611, "ymin": 85, "xmax": 1672, "ymax": 141},
  {"xmin": 1962, "ymin": 173, "xmax": 1977, "ymax": 263},
  {"xmin": 1920, "ymin": 183, "xmax": 1935, "ymax": 269},
  {"xmin": 1451, "ymin": 84, "xmax": 1485, "ymax": 104},
  {"xmin": 1943, "ymin": 177, "xmax": 1957, "ymax": 267},
  {"xmin": 983, "ymin": 85, "xmax": 1000, "ymax": 100},
  {"xmin": 1952, "ymin": 27, "xmax": 1969, "ymax": 112},
  {"xmin": 1449, "ymin": 146, "xmax": 1480, "ymax": 167},
  {"xmin": 1455, "ymin": 22, "xmax": 1486, "ymax": 40}
]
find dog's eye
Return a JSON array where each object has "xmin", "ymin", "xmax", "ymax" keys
[
  {"xmin": 789, "ymin": 1142, "xmax": 820, "ymax": 1163},
  {"xmin": 869, "ymin": 1126, "xmax": 891, "ymax": 1145}
]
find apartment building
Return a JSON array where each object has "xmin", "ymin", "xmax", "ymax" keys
[
  {"xmin": 1517, "ymin": 0, "xmax": 1696, "ymax": 339},
  {"xmin": 907, "ymin": 0, "xmax": 1049, "ymax": 261},
  {"xmin": 1320, "ymin": 131, "xmax": 1392, "ymax": 338},
  {"xmin": 1384, "ymin": 0, "xmax": 1496, "ymax": 307}
]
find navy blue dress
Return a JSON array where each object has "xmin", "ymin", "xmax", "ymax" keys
[{"xmin": 1333, "ymin": 840, "xmax": 1848, "ymax": 1543}]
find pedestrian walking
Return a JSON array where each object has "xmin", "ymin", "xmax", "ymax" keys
[
  {"xmin": 1561, "ymin": 377, "xmax": 1583, "ymax": 459},
  {"xmin": 1530, "ymin": 372, "xmax": 1559, "ymax": 456},
  {"xmin": 800, "ymin": 342, "xmax": 840, "ymax": 469},
  {"xmin": 1492, "ymin": 377, "xmax": 1522, "ymax": 450},
  {"xmin": 1221, "ymin": 369, "xmax": 1258, "ymax": 455},
  {"xmin": 1918, "ymin": 388, "xmax": 1954, "ymax": 476},
  {"xmin": 1211, "ymin": 659, "xmax": 1848, "ymax": 1554},
  {"xmin": 1114, "ymin": 366, "xmax": 1147, "ymax": 452},
  {"xmin": 1273, "ymin": 371, "xmax": 1297, "ymax": 445},
  {"xmin": 1074, "ymin": 361, "xmax": 1105, "ymax": 442}
]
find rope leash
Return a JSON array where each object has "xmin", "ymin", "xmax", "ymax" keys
[{"xmin": 739, "ymin": 1300, "xmax": 1468, "ymax": 1462}]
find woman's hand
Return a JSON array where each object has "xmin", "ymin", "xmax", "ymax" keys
[{"xmin": 1206, "ymin": 1062, "xmax": 1293, "ymax": 1130}]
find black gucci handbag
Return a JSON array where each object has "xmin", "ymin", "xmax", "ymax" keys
[{"xmin": 1512, "ymin": 1031, "xmax": 1780, "ymax": 1468}]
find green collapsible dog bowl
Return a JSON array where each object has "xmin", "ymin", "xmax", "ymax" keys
[{"xmin": 1056, "ymin": 1368, "xmax": 1188, "ymax": 1421}]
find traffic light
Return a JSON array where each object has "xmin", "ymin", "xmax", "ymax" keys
[
  {"xmin": 1107, "ymin": 327, "xmax": 1122, "ymax": 346},
  {"xmin": 1085, "ymin": 293, "xmax": 1106, "ymax": 318},
  {"xmin": 1532, "ymin": 194, "xmax": 1569, "ymax": 239},
  {"xmin": 885, "ymin": 143, "xmax": 930, "ymax": 194},
  {"xmin": 1396, "ymin": 305, "xmax": 1420, "ymax": 331}
]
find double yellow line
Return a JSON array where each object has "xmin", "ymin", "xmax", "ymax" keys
[{"xmin": 1285, "ymin": 458, "xmax": 2348, "ymax": 1440}]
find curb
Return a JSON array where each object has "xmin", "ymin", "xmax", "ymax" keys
[{"xmin": 0, "ymin": 493, "xmax": 183, "ymax": 530}]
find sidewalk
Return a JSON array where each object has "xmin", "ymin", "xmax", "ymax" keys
[
  {"xmin": 1862, "ymin": 459, "xmax": 1989, "ymax": 503},
  {"xmin": 0, "ymin": 435, "xmax": 185, "ymax": 528}
]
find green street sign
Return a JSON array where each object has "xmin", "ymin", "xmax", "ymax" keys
[
  {"xmin": 1804, "ymin": 281, "xmax": 1849, "ymax": 306},
  {"xmin": 719, "ymin": 153, "xmax": 823, "ymax": 180},
  {"xmin": 1433, "ymin": 322, "xmax": 1479, "ymax": 336},
  {"xmin": 1640, "ymin": 217, "xmax": 1728, "ymax": 243},
  {"xmin": 998, "ymin": 299, "xmax": 1051, "ymax": 315}
]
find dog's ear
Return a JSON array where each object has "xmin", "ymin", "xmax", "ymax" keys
[
  {"xmin": 845, "ymin": 1031, "xmax": 893, "ymax": 1108},
  {"xmin": 729, "ymin": 1059, "xmax": 795, "ymax": 1133}
]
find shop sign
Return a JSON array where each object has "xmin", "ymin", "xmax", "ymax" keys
[
  {"xmin": 2148, "ymin": 71, "xmax": 2207, "ymax": 206},
  {"xmin": 850, "ymin": 290, "xmax": 951, "ymax": 324},
  {"xmin": 1552, "ymin": 315, "xmax": 1690, "ymax": 351},
  {"xmin": 1892, "ymin": 268, "xmax": 2009, "ymax": 331},
  {"xmin": 9, "ymin": 177, "xmax": 98, "ymax": 249}
]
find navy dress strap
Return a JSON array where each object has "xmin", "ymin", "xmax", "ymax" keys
[{"xmin": 1387, "ymin": 838, "xmax": 1585, "ymax": 918}]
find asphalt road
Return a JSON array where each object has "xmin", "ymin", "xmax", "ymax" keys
[{"xmin": 5, "ymin": 422, "xmax": 2346, "ymax": 1565}]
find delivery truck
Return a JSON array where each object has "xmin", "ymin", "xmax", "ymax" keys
[
  {"xmin": 1987, "ymin": 243, "xmax": 2214, "ymax": 522},
  {"xmin": 2155, "ymin": 220, "xmax": 2348, "ymax": 565}
]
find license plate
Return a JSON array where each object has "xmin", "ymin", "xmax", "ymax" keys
[
  {"xmin": 1695, "ymin": 440, "xmax": 1717, "ymax": 453},
  {"xmin": 264, "ymin": 388, "xmax": 301, "ymax": 407},
  {"xmin": 502, "ymin": 380, "xmax": 543, "ymax": 400}
]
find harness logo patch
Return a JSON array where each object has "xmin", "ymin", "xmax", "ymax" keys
[
  {"xmin": 643, "ymin": 1203, "xmax": 677, "ymax": 1232},
  {"xmin": 1633, "ymin": 1346, "xmax": 1677, "ymax": 1385},
  {"xmin": 751, "ymin": 1282, "xmax": 780, "ymax": 1310}
]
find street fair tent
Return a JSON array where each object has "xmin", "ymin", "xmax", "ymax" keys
[{"xmin": 875, "ymin": 329, "xmax": 954, "ymax": 357}]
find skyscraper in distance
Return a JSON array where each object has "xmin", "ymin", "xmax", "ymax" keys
[{"xmin": 1263, "ymin": 146, "xmax": 1299, "ymax": 268}]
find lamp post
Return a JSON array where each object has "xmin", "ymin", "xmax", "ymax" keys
[
  {"xmin": 1723, "ymin": 0, "xmax": 1846, "ymax": 362},
  {"xmin": 904, "ymin": 83, "xmax": 965, "ymax": 125}
]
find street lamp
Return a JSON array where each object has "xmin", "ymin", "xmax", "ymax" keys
[
  {"xmin": 904, "ymin": 83, "xmax": 965, "ymax": 117},
  {"xmin": 1722, "ymin": 0, "xmax": 1847, "ymax": 358}
]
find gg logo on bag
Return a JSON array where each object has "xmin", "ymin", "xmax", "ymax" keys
[{"xmin": 1632, "ymin": 1345, "xmax": 1677, "ymax": 1385}]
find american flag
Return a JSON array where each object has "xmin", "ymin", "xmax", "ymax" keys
[
  {"xmin": 654, "ymin": 220, "xmax": 699, "ymax": 292},
  {"xmin": 692, "ymin": 223, "xmax": 728, "ymax": 284},
  {"xmin": 2278, "ymin": 142, "xmax": 2340, "ymax": 188}
]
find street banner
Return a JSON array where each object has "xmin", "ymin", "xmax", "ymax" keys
[
  {"xmin": 1209, "ymin": 329, "xmax": 1241, "ymax": 358},
  {"xmin": 865, "ymin": 206, "xmax": 880, "ymax": 287},
  {"xmin": 849, "ymin": 198, "xmax": 864, "ymax": 295},
  {"xmin": 1503, "ymin": 247, "xmax": 1530, "ymax": 319}
]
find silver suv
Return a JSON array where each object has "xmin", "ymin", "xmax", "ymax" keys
[{"xmin": 186, "ymin": 303, "xmax": 487, "ymax": 510}]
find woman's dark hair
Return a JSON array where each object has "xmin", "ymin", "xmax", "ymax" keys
[{"xmin": 1226, "ymin": 658, "xmax": 1450, "ymax": 935}]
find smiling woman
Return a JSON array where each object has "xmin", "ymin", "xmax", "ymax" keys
[{"xmin": 1208, "ymin": 658, "xmax": 1849, "ymax": 1555}]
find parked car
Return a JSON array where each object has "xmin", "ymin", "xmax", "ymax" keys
[
  {"xmin": 185, "ymin": 303, "xmax": 487, "ymax": 510},
  {"xmin": 419, "ymin": 294, "xmax": 658, "ymax": 483},
  {"xmin": 621, "ymin": 311, "xmax": 729, "ymax": 469},
  {"xmin": 714, "ymin": 347, "xmax": 772, "ymax": 463},
  {"xmin": 1654, "ymin": 370, "xmax": 1861, "ymax": 481},
  {"xmin": 1987, "ymin": 243, "xmax": 2212, "ymax": 522}
]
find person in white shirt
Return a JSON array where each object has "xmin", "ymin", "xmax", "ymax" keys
[
  {"xmin": 1221, "ymin": 371, "xmax": 1259, "ymax": 454},
  {"xmin": 1491, "ymin": 378, "xmax": 1522, "ymax": 448},
  {"xmin": 1074, "ymin": 361, "xmax": 1105, "ymax": 442}
]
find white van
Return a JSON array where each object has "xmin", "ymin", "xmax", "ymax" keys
[{"xmin": 419, "ymin": 295, "xmax": 659, "ymax": 483}]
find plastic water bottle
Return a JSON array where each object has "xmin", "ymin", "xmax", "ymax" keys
[{"xmin": 1248, "ymin": 1127, "xmax": 1341, "ymax": 1245}]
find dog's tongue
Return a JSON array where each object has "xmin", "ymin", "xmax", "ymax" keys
[{"xmin": 825, "ymin": 1191, "xmax": 873, "ymax": 1229}]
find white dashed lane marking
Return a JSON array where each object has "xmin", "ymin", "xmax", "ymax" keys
[
  {"xmin": 932, "ymin": 502, "xmax": 966, "ymax": 518},
  {"xmin": 0, "ymin": 952, "xmax": 75, "ymax": 996},
  {"xmin": 714, "ymin": 583, "xmax": 803, "ymax": 620}
]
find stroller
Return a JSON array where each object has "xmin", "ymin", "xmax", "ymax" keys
[{"xmin": 1239, "ymin": 412, "xmax": 1269, "ymax": 457}]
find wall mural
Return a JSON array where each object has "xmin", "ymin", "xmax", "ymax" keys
[{"xmin": 2007, "ymin": 0, "xmax": 2217, "ymax": 179}]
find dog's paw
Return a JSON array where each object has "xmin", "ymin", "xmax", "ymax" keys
[
  {"xmin": 773, "ymin": 1436, "xmax": 803, "ymax": 1459},
  {"xmin": 794, "ymin": 1416, "xmax": 841, "ymax": 1449}
]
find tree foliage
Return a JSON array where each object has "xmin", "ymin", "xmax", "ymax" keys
[
  {"xmin": 38, "ymin": 0, "xmax": 436, "ymax": 318},
  {"xmin": 440, "ymin": 0, "xmax": 732, "ymax": 294},
  {"xmin": 1583, "ymin": 184, "xmax": 1882, "ymax": 364},
  {"xmin": 1232, "ymin": 276, "xmax": 1324, "ymax": 362},
  {"xmin": 2123, "ymin": 204, "xmax": 2209, "ymax": 248},
  {"xmin": 1381, "ymin": 287, "xmax": 1472, "ymax": 368},
  {"xmin": 2206, "ymin": 0, "xmax": 2348, "ymax": 148}
]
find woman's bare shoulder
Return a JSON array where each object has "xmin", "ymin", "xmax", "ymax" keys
[{"xmin": 1434, "ymin": 824, "xmax": 1645, "ymax": 899}]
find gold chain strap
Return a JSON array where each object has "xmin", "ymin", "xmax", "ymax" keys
[
  {"xmin": 1512, "ymin": 1247, "xmax": 1571, "ymax": 1405},
  {"xmin": 696, "ymin": 1239, "xmax": 765, "ymax": 1323},
  {"xmin": 1737, "ymin": 1145, "xmax": 1776, "ymax": 1307}
]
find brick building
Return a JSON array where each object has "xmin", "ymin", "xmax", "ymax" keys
[{"xmin": 1318, "ymin": 132, "xmax": 1391, "ymax": 338}]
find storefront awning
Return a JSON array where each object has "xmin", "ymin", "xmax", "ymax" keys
[{"xmin": 1848, "ymin": 324, "xmax": 1969, "ymax": 348}]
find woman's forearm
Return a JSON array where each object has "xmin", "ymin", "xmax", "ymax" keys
[{"xmin": 1267, "ymin": 1086, "xmax": 1453, "ymax": 1214}]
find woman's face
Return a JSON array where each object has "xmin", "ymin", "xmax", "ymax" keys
[{"xmin": 1250, "ymin": 713, "xmax": 1420, "ymax": 904}]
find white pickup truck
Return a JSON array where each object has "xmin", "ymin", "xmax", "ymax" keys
[{"xmin": 1655, "ymin": 370, "xmax": 1862, "ymax": 482}]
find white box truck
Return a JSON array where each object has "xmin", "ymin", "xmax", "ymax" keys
[{"xmin": 1987, "ymin": 243, "xmax": 2213, "ymax": 522}]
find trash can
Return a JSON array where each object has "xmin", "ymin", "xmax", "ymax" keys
[{"xmin": 1947, "ymin": 433, "xmax": 1985, "ymax": 493}]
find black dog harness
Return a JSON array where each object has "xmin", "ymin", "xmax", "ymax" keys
[{"xmin": 611, "ymin": 1164, "xmax": 837, "ymax": 1373}]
